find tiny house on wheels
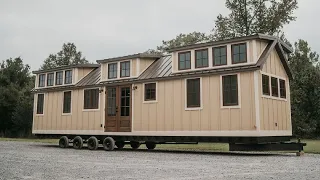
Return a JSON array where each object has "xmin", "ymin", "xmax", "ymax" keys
[{"xmin": 32, "ymin": 34, "xmax": 305, "ymax": 152}]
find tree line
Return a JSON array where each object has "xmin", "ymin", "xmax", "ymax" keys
[{"xmin": 1, "ymin": 0, "xmax": 319, "ymax": 138}]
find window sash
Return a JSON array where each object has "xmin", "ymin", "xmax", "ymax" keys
[
  {"xmin": 144, "ymin": 83, "xmax": 156, "ymax": 101},
  {"xmin": 65, "ymin": 70, "xmax": 72, "ymax": 84},
  {"xmin": 84, "ymin": 89, "xmax": 99, "ymax": 109},
  {"xmin": 178, "ymin": 52, "xmax": 191, "ymax": 70},
  {"xmin": 47, "ymin": 73, "xmax": 54, "ymax": 86},
  {"xmin": 279, "ymin": 79, "xmax": 286, "ymax": 98},
  {"xmin": 271, "ymin": 77, "xmax": 279, "ymax": 97},
  {"xmin": 56, "ymin": 71, "xmax": 63, "ymax": 85},
  {"xmin": 222, "ymin": 75, "xmax": 238, "ymax": 106},
  {"xmin": 213, "ymin": 46, "xmax": 227, "ymax": 66},
  {"xmin": 36, "ymin": 94, "xmax": 44, "ymax": 114},
  {"xmin": 63, "ymin": 91, "xmax": 72, "ymax": 113},
  {"xmin": 108, "ymin": 63, "xmax": 117, "ymax": 79},
  {"xmin": 262, "ymin": 75, "xmax": 270, "ymax": 95},
  {"xmin": 120, "ymin": 61, "xmax": 130, "ymax": 77},
  {"xmin": 195, "ymin": 49, "xmax": 208, "ymax": 68},
  {"xmin": 232, "ymin": 43, "xmax": 247, "ymax": 64},
  {"xmin": 186, "ymin": 78, "xmax": 200, "ymax": 107},
  {"xmin": 39, "ymin": 74, "xmax": 46, "ymax": 87}
]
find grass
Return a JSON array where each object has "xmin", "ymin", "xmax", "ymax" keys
[{"xmin": 0, "ymin": 138, "xmax": 319, "ymax": 154}]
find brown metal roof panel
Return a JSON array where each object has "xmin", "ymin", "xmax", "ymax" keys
[
  {"xmin": 76, "ymin": 67, "xmax": 101, "ymax": 86},
  {"xmin": 138, "ymin": 55, "xmax": 172, "ymax": 79}
]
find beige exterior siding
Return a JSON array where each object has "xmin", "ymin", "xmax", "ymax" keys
[
  {"xmin": 33, "ymin": 89, "xmax": 104, "ymax": 131},
  {"xmin": 139, "ymin": 58, "xmax": 154, "ymax": 75},
  {"xmin": 259, "ymin": 49, "xmax": 291, "ymax": 131},
  {"xmin": 133, "ymin": 72, "xmax": 256, "ymax": 132},
  {"xmin": 76, "ymin": 68, "xmax": 95, "ymax": 82}
]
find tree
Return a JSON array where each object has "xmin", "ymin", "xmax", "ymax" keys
[
  {"xmin": 289, "ymin": 40, "xmax": 320, "ymax": 138},
  {"xmin": 41, "ymin": 43, "xmax": 88, "ymax": 70},
  {"xmin": 157, "ymin": 32, "xmax": 212, "ymax": 52},
  {"xmin": 213, "ymin": 0, "xmax": 298, "ymax": 40},
  {"xmin": 0, "ymin": 57, "xmax": 33, "ymax": 137}
]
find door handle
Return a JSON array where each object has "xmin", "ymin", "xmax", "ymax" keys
[{"xmin": 116, "ymin": 106, "xmax": 118, "ymax": 113}]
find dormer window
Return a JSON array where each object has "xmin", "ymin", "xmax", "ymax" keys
[
  {"xmin": 195, "ymin": 49, "xmax": 208, "ymax": 68},
  {"xmin": 178, "ymin": 51, "xmax": 191, "ymax": 70},
  {"xmin": 120, "ymin": 61, "xmax": 130, "ymax": 78},
  {"xmin": 47, "ymin": 73, "xmax": 54, "ymax": 86},
  {"xmin": 213, "ymin": 46, "xmax": 227, "ymax": 66},
  {"xmin": 56, "ymin": 71, "xmax": 63, "ymax": 85},
  {"xmin": 232, "ymin": 43, "xmax": 247, "ymax": 64},
  {"xmin": 38, "ymin": 74, "xmax": 46, "ymax": 87},
  {"xmin": 65, "ymin": 70, "xmax": 72, "ymax": 84},
  {"xmin": 108, "ymin": 63, "xmax": 117, "ymax": 79}
]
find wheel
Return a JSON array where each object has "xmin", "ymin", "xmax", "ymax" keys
[
  {"xmin": 130, "ymin": 141, "xmax": 141, "ymax": 150},
  {"xmin": 115, "ymin": 141, "xmax": 125, "ymax": 149},
  {"xmin": 59, "ymin": 136, "xmax": 69, "ymax": 148},
  {"xmin": 87, "ymin": 136, "xmax": 99, "ymax": 150},
  {"xmin": 103, "ymin": 137, "xmax": 115, "ymax": 151},
  {"xmin": 146, "ymin": 141, "xmax": 156, "ymax": 150},
  {"xmin": 73, "ymin": 136, "xmax": 83, "ymax": 149}
]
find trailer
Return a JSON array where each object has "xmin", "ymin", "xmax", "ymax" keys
[{"xmin": 32, "ymin": 34, "xmax": 306, "ymax": 154}]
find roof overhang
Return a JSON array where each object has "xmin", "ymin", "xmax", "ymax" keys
[
  {"xmin": 96, "ymin": 53, "xmax": 162, "ymax": 63},
  {"xmin": 32, "ymin": 64, "xmax": 100, "ymax": 74}
]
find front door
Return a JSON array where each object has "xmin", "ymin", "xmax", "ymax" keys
[{"xmin": 105, "ymin": 86, "xmax": 131, "ymax": 132}]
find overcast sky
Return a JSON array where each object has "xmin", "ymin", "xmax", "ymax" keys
[{"xmin": 0, "ymin": 0, "xmax": 319, "ymax": 71}]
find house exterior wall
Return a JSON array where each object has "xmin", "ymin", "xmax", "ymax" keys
[
  {"xmin": 132, "ymin": 72, "xmax": 257, "ymax": 132},
  {"xmin": 75, "ymin": 68, "xmax": 95, "ymax": 82},
  {"xmin": 258, "ymin": 48, "xmax": 292, "ymax": 132}
]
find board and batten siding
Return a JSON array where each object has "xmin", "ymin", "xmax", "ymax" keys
[
  {"xmin": 132, "ymin": 72, "xmax": 256, "ymax": 132},
  {"xmin": 259, "ymin": 48, "xmax": 292, "ymax": 131},
  {"xmin": 33, "ymin": 89, "xmax": 104, "ymax": 131}
]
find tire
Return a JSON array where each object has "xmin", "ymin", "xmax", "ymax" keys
[
  {"xmin": 87, "ymin": 136, "xmax": 99, "ymax": 150},
  {"xmin": 103, "ymin": 137, "xmax": 115, "ymax": 151},
  {"xmin": 115, "ymin": 141, "xmax": 125, "ymax": 149},
  {"xmin": 59, "ymin": 136, "xmax": 69, "ymax": 148},
  {"xmin": 130, "ymin": 141, "xmax": 141, "ymax": 150},
  {"xmin": 146, "ymin": 141, "xmax": 156, "ymax": 150},
  {"xmin": 73, "ymin": 136, "xmax": 83, "ymax": 149}
]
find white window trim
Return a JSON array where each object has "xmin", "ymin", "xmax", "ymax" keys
[
  {"xmin": 82, "ymin": 87, "xmax": 101, "ymax": 111},
  {"xmin": 62, "ymin": 90, "xmax": 72, "ymax": 116},
  {"xmin": 64, "ymin": 69, "xmax": 73, "ymax": 85},
  {"xmin": 143, "ymin": 82, "xmax": 158, "ymax": 103},
  {"xmin": 107, "ymin": 62, "xmax": 118, "ymax": 80},
  {"xmin": 46, "ymin": 72, "xmax": 55, "ymax": 87},
  {"xmin": 260, "ymin": 71, "xmax": 287, "ymax": 102},
  {"xmin": 220, "ymin": 73, "xmax": 241, "ymax": 109},
  {"xmin": 38, "ymin": 74, "xmax": 46, "ymax": 88},
  {"xmin": 185, "ymin": 77, "xmax": 203, "ymax": 111},
  {"xmin": 55, "ymin": 70, "xmax": 64, "ymax": 86},
  {"xmin": 105, "ymin": 59, "xmax": 137, "ymax": 81},
  {"xmin": 35, "ymin": 93, "xmax": 45, "ymax": 116}
]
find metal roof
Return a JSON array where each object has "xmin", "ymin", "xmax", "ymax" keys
[
  {"xmin": 76, "ymin": 67, "xmax": 101, "ymax": 86},
  {"xmin": 96, "ymin": 53, "xmax": 162, "ymax": 63},
  {"xmin": 32, "ymin": 64, "xmax": 100, "ymax": 74},
  {"xmin": 138, "ymin": 55, "xmax": 172, "ymax": 80}
]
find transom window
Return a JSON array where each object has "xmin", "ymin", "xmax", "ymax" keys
[
  {"xmin": 195, "ymin": 49, "xmax": 208, "ymax": 68},
  {"xmin": 213, "ymin": 46, "xmax": 227, "ymax": 66},
  {"xmin": 271, "ymin": 77, "xmax": 279, "ymax": 97},
  {"xmin": 178, "ymin": 51, "xmax": 191, "ymax": 70},
  {"xmin": 47, "ymin": 73, "xmax": 54, "ymax": 86},
  {"xmin": 84, "ymin": 89, "xmax": 99, "ymax": 109},
  {"xmin": 232, "ymin": 43, "xmax": 247, "ymax": 64},
  {"xmin": 36, "ymin": 94, "xmax": 44, "ymax": 114},
  {"xmin": 120, "ymin": 61, "xmax": 130, "ymax": 78},
  {"xmin": 262, "ymin": 74, "xmax": 270, "ymax": 95},
  {"xmin": 63, "ymin": 91, "xmax": 72, "ymax": 114},
  {"xmin": 144, "ymin": 83, "xmax": 156, "ymax": 101},
  {"xmin": 279, "ymin": 79, "xmax": 286, "ymax": 99},
  {"xmin": 222, "ymin": 75, "xmax": 238, "ymax": 106},
  {"xmin": 38, "ymin": 74, "xmax": 46, "ymax": 87},
  {"xmin": 108, "ymin": 63, "xmax": 117, "ymax": 79},
  {"xmin": 186, "ymin": 78, "xmax": 201, "ymax": 108},
  {"xmin": 56, "ymin": 71, "xmax": 63, "ymax": 85},
  {"xmin": 65, "ymin": 70, "xmax": 72, "ymax": 84}
]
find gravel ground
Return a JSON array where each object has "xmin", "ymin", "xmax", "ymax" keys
[{"xmin": 0, "ymin": 141, "xmax": 319, "ymax": 180}]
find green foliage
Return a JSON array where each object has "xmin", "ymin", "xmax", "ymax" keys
[
  {"xmin": 41, "ymin": 43, "xmax": 88, "ymax": 70},
  {"xmin": 213, "ymin": 0, "xmax": 298, "ymax": 39},
  {"xmin": 0, "ymin": 57, "xmax": 34, "ymax": 137},
  {"xmin": 289, "ymin": 40, "xmax": 320, "ymax": 138}
]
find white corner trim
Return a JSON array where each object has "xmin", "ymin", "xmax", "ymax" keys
[
  {"xmin": 142, "ymin": 82, "xmax": 158, "ymax": 103},
  {"xmin": 254, "ymin": 70, "xmax": 260, "ymax": 131},
  {"xmin": 184, "ymin": 77, "xmax": 203, "ymax": 111},
  {"xmin": 220, "ymin": 73, "xmax": 241, "ymax": 109}
]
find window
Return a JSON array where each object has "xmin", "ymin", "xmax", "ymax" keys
[
  {"xmin": 120, "ymin": 61, "xmax": 130, "ymax": 77},
  {"xmin": 222, "ymin": 75, "xmax": 238, "ymax": 106},
  {"xmin": 186, "ymin": 78, "xmax": 201, "ymax": 108},
  {"xmin": 178, "ymin": 51, "xmax": 191, "ymax": 70},
  {"xmin": 63, "ymin": 91, "xmax": 72, "ymax": 113},
  {"xmin": 232, "ymin": 43, "xmax": 247, "ymax": 64},
  {"xmin": 65, "ymin": 70, "xmax": 72, "ymax": 84},
  {"xmin": 213, "ymin": 46, "xmax": 227, "ymax": 66},
  {"xmin": 56, "ymin": 71, "xmax": 63, "ymax": 85},
  {"xmin": 84, "ymin": 89, "xmax": 99, "ymax": 109},
  {"xmin": 47, "ymin": 73, "xmax": 54, "ymax": 86},
  {"xmin": 195, "ymin": 49, "xmax": 208, "ymax": 68},
  {"xmin": 108, "ymin": 63, "xmax": 117, "ymax": 79},
  {"xmin": 38, "ymin": 74, "xmax": 46, "ymax": 87},
  {"xmin": 36, "ymin": 94, "xmax": 44, "ymax": 114},
  {"xmin": 144, "ymin": 83, "xmax": 156, "ymax": 101},
  {"xmin": 262, "ymin": 75, "xmax": 270, "ymax": 95},
  {"xmin": 279, "ymin": 79, "xmax": 286, "ymax": 99},
  {"xmin": 271, "ymin": 77, "xmax": 279, "ymax": 97}
]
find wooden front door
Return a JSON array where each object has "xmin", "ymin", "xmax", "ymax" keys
[{"xmin": 105, "ymin": 86, "xmax": 131, "ymax": 132}]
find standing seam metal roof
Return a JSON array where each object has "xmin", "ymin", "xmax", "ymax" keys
[
  {"xmin": 138, "ymin": 55, "xmax": 172, "ymax": 80},
  {"xmin": 76, "ymin": 67, "xmax": 101, "ymax": 86}
]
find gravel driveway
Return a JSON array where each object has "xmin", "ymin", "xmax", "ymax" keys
[{"xmin": 0, "ymin": 141, "xmax": 319, "ymax": 180}]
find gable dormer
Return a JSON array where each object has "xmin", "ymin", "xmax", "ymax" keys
[
  {"xmin": 32, "ymin": 64, "xmax": 99, "ymax": 89},
  {"xmin": 97, "ymin": 53, "xmax": 161, "ymax": 82}
]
